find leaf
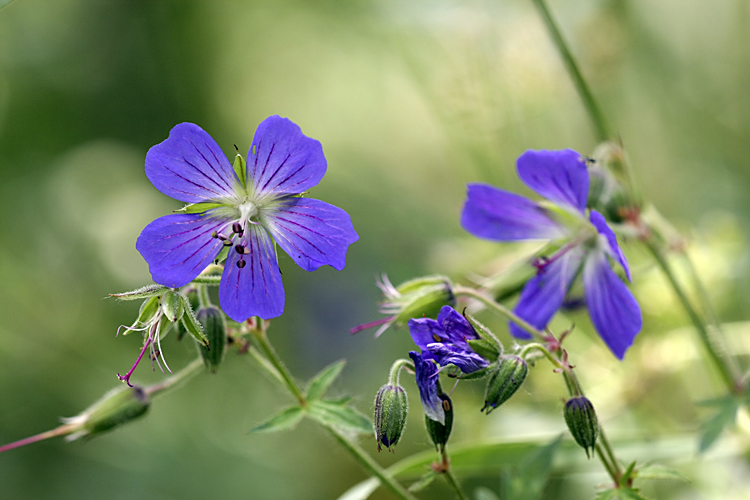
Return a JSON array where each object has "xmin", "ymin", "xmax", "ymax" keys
[
  {"xmin": 504, "ymin": 436, "xmax": 561, "ymax": 500},
  {"xmin": 635, "ymin": 463, "xmax": 691, "ymax": 482},
  {"xmin": 191, "ymin": 274, "xmax": 222, "ymax": 285},
  {"xmin": 474, "ymin": 487, "xmax": 501, "ymax": 500},
  {"xmin": 698, "ymin": 396, "xmax": 738, "ymax": 452},
  {"xmin": 618, "ymin": 461, "xmax": 638, "ymax": 488},
  {"xmin": 174, "ymin": 202, "xmax": 224, "ymax": 214},
  {"xmin": 180, "ymin": 296, "xmax": 209, "ymax": 347},
  {"xmin": 110, "ymin": 284, "xmax": 168, "ymax": 300},
  {"xmin": 306, "ymin": 359, "xmax": 346, "ymax": 400},
  {"xmin": 249, "ymin": 406, "xmax": 305, "ymax": 434},
  {"xmin": 407, "ymin": 470, "xmax": 437, "ymax": 493},
  {"xmin": 307, "ymin": 400, "xmax": 372, "ymax": 434},
  {"xmin": 595, "ymin": 487, "xmax": 649, "ymax": 500}
]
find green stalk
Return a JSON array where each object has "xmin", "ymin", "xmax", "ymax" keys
[
  {"xmin": 440, "ymin": 448, "xmax": 470, "ymax": 500},
  {"xmin": 643, "ymin": 238, "xmax": 743, "ymax": 394},
  {"xmin": 454, "ymin": 286, "xmax": 544, "ymax": 340},
  {"xmin": 250, "ymin": 328, "xmax": 419, "ymax": 500},
  {"xmin": 531, "ymin": 0, "xmax": 612, "ymax": 142},
  {"xmin": 145, "ymin": 357, "xmax": 205, "ymax": 397}
]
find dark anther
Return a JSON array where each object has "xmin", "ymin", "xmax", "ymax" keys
[
  {"xmin": 442, "ymin": 399, "xmax": 451, "ymax": 411},
  {"xmin": 237, "ymin": 259, "xmax": 246, "ymax": 269},
  {"xmin": 235, "ymin": 244, "xmax": 246, "ymax": 254},
  {"xmin": 211, "ymin": 231, "xmax": 218, "ymax": 239},
  {"xmin": 217, "ymin": 233, "xmax": 228, "ymax": 241},
  {"xmin": 232, "ymin": 222, "xmax": 243, "ymax": 234},
  {"xmin": 223, "ymin": 240, "xmax": 232, "ymax": 247}
]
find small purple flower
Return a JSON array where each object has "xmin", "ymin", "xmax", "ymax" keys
[
  {"xmin": 409, "ymin": 305, "xmax": 489, "ymax": 374},
  {"xmin": 461, "ymin": 149, "xmax": 642, "ymax": 359},
  {"xmin": 136, "ymin": 116, "xmax": 358, "ymax": 322}
]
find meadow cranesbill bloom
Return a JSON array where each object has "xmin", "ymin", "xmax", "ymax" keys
[
  {"xmin": 136, "ymin": 116, "xmax": 358, "ymax": 321},
  {"xmin": 408, "ymin": 351, "xmax": 445, "ymax": 424},
  {"xmin": 461, "ymin": 149, "xmax": 641, "ymax": 359},
  {"xmin": 409, "ymin": 305, "xmax": 488, "ymax": 374}
]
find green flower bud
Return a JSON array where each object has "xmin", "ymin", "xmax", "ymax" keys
[
  {"xmin": 62, "ymin": 385, "xmax": 150, "ymax": 441},
  {"xmin": 373, "ymin": 384, "xmax": 408, "ymax": 452},
  {"xmin": 425, "ymin": 393, "xmax": 453, "ymax": 452},
  {"xmin": 564, "ymin": 396, "xmax": 599, "ymax": 458},
  {"xmin": 481, "ymin": 355, "xmax": 528, "ymax": 414},
  {"xmin": 196, "ymin": 306, "xmax": 227, "ymax": 373},
  {"xmin": 392, "ymin": 276, "xmax": 455, "ymax": 326}
]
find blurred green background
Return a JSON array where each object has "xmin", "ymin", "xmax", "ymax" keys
[{"xmin": 1, "ymin": 0, "xmax": 750, "ymax": 498}]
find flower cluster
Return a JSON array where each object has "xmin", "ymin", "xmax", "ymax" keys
[
  {"xmin": 461, "ymin": 149, "xmax": 642, "ymax": 359},
  {"xmin": 136, "ymin": 116, "xmax": 358, "ymax": 322}
]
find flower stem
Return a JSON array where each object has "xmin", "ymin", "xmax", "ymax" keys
[
  {"xmin": 250, "ymin": 327, "xmax": 307, "ymax": 407},
  {"xmin": 0, "ymin": 424, "xmax": 77, "ymax": 454},
  {"xmin": 388, "ymin": 359, "xmax": 415, "ymax": 386},
  {"xmin": 440, "ymin": 448, "xmax": 470, "ymax": 500},
  {"xmin": 250, "ymin": 327, "xmax": 419, "ymax": 500},
  {"xmin": 531, "ymin": 0, "xmax": 612, "ymax": 142},
  {"xmin": 454, "ymin": 286, "xmax": 544, "ymax": 340},
  {"xmin": 197, "ymin": 284, "xmax": 212, "ymax": 309},
  {"xmin": 643, "ymin": 237, "xmax": 744, "ymax": 394}
]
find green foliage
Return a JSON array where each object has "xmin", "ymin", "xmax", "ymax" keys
[
  {"xmin": 110, "ymin": 284, "xmax": 169, "ymax": 301},
  {"xmin": 306, "ymin": 359, "xmax": 346, "ymax": 400},
  {"xmin": 249, "ymin": 406, "xmax": 305, "ymax": 434},
  {"xmin": 697, "ymin": 395, "xmax": 738, "ymax": 452},
  {"xmin": 634, "ymin": 463, "xmax": 691, "ymax": 483},
  {"xmin": 595, "ymin": 487, "xmax": 649, "ymax": 500},
  {"xmin": 307, "ymin": 400, "xmax": 372, "ymax": 435},
  {"xmin": 474, "ymin": 487, "xmax": 500, "ymax": 500},
  {"xmin": 407, "ymin": 470, "xmax": 437, "ymax": 493},
  {"xmin": 502, "ymin": 437, "xmax": 561, "ymax": 500}
]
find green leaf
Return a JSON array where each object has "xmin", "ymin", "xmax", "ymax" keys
[
  {"xmin": 306, "ymin": 359, "xmax": 346, "ymax": 400},
  {"xmin": 307, "ymin": 400, "xmax": 372, "ymax": 434},
  {"xmin": 698, "ymin": 396, "xmax": 738, "ymax": 452},
  {"xmin": 474, "ymin": 487, "xmax": 500, "ymax": 500},
  {"xmin": 110, "ymin": 284, "xmax": 168, "ymax": 301},
  {"xmin": 504, "ymin": 437, "xmax": 561, "ymax": 500},
  {"xmin": 619, "ymin": 461, "xmax": 638, "ymax": 488},
  {"xmin": 635, "ymin": 463, "xmax": 691, "ymax": 482},
  {"xmin": 595, "ymin": 487, "xmax": 650, "ymax": 500},
  {"xmin": 407, "ymin": 470, "xmax": 437, "ymax": 493},
  {"xmin": 324, "ymin": 396, "xmax": 353, "ymax": 406},
  {"xmin": 468, "ymin": 339, "xmax": 500, "ymax": 360},
  {"xmin": 594, "ymin": 489, "xmax": 619, "ymax": 500},
  {"xmin": 174, "ymin": 202, "xmax": 224, "ymax": 214},
  {"xmin": 249, "ymin": 406, "xmax": 305, "ymax": 434},
  {"xmin": 191, "ymin": 274, "xmax": 222, "ymax": 285},
  {"xmin": 233, "ymin": 153, "xmax": 247, "ymax": 189},
  {"xmin": 180, "ymin": 296, "xmax": 209, "ymax": 347}
]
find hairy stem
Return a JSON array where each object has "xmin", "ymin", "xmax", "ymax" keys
[
  {"xmin": 440, "ymin": 448, "xmax": 470, "ymax": 500},
  {"xmin": 454, "ymin": 286, "xmax": 544, "ymax": 340},
  {"xmin": 145, "ymin": 357, "xmax": 204, "ymax": 397}
]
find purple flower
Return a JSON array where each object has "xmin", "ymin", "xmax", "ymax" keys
[
  {"xmin": 409, "ymin": 351, "xmax": 445, "ymax": 424},
  {"xmin": 409, "ymin": 305, "xmax": 489, "ymax": 374},
  {"xmin": 136, "ymin": 116, "xmax": 358, "ymax": 322},
  {"xmin": 461, "ymin": 149, "xmax": 642, "ymax": 359}
]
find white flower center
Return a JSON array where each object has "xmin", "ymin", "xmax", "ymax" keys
[{"xmin": 238, "ymin": 200, "xmax": 258, "ymax": 220}]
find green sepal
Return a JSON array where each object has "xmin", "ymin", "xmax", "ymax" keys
[
  {"xmin": 128, "ymin": 296, "xmax": 160, "ymax": 334},
  {"xmin": 174, "ymin": 202, "xmax": 224, "ymax": 215},
  {"xmin": 407, "ymin": 470, "xmax": 437, "ymax": 493},
  {"xmin": 307, "ymin": 400, "xmax": 372, "ymax": 434},
  {"xmin": 233, "ymin": 153, "xmax": 247, "ymax": 189},
  {"xmin": 110, "ymin": 284, "xmax": 168, "ymax": 301},
  {"xmin": 395, "ymin": 275, "xmax": 451, "ymax": 295},
  {"xmin": 456, "ymin": 362, "xmax": 495, "ymax": 380},
  {"xmin": 468, "ymin": 339, "xmax": 500, "ymax": 360},
  {"xmin": 464, "ymin": 313, "xmax": 503, "ymax": 354},
  {"xmin": 63, "ymin": 385, "xmax": 150, "ymax": 441},
  {"xmin": 179, "ymin": 295, "xmax": 209, "ymax": 347},
  {"xmin": 249, "ymin": 406, "xmax": 305, "ymax": 434},
  {"xmin": 425, "ymin": 393, "xmax": 453, "ymax": 452},
  {"xmin": 482, "ymin": 355, "xmax": 528, "ymax": 413},
  {"xmin": 306, "ymin": 359, "xmax": 346, "ymax": 400},
  {"xmin": 160, "ymin": 290, "xmax": 184, "ymax": 322}
]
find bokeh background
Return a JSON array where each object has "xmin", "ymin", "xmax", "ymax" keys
[{"xmin": 1, "ymin": 0, "xmax": 750, "ymax": 498}]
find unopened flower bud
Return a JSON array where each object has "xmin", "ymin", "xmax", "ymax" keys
[
  {"xmin": 373, "ymin": 384, "xmax": 408, "ymax": 452},
  {"xmin": 563, "ymin": 396, "xmax": 599, "ymax": 458},
  {"xmin": 196, "ymin": 306, "xmax": 227, "ymax": 373},
  {"xmin": 62, "ymin": 385, "xmax": 150, "ymax": 441},
  {"xmin": 481, "ymin": 355, "xmax": 528, "ymax": 414},
  {"xmin": 392, "ymin": 276, "xmax": 455, "ymax": 326},
  {"xmin": 425, "ymin": 393, "xmax": 453, "ymax": 452}
]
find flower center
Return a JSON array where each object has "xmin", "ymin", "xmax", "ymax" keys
[{"xmin": 238, "ymin": 200, "xmax": 259, "ymax": 221}]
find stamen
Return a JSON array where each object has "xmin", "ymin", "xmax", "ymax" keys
[
  {"xmin": 117, "ymin": 325, "xmax": 155, "ymax": 387},
  {"xmin": 350, "ymin": 316, "xmax": 394, "ymax": 335},
  {"xmin": 235, "ymin": 244, "xmax": 246, "ymax": 254},
  {"xmin": 211, "ymin": 231, "xmax": 218, "ymax": 239},
  {"xmin": 237, "ymin": 259, "xmax": 246, "ymax": 269},
  {"xmin": 223, "ymin": 240, "xmax": 232, "ymax": 247},
  {"xmin": 232, "ymin": 222, "xmax": 243, "ymax": 235}
]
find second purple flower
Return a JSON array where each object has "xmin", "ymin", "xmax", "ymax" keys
[{"xmin": 136, "ymin": 116, "xmax": 358, "ymax": 322}]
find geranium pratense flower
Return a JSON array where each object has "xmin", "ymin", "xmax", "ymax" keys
[
  {"xmin": 460, "ymin": 149, "xmax": 642, "ymax": 359},
  {"xmin": 136, "ymin": 116, "xmax": 358, "ymax": 321},
  {"xmin": 408, "ymin": 306, "xmax": 488, "ymax": 423}
]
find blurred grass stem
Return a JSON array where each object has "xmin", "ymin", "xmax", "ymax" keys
[
  {"xmin": 455, "ymin": 286, "xmax": 544, "ymax": 340},
  {"xmin": 532, "ymin": 0, "xmax": 612, "ymax": 142}
]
